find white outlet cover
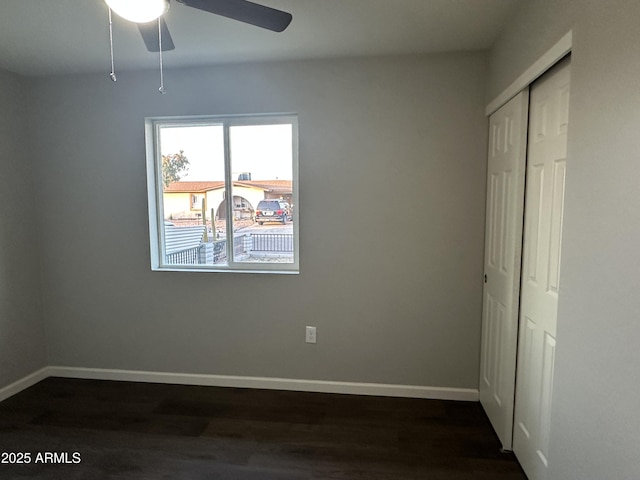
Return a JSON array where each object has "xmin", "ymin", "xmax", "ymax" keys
[{"xmin": 305, "ymin": 326, "xmax": 317, "ymax": 343}]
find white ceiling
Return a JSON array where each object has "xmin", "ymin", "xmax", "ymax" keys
[{"xmin": 0, "ymin": 0, "xmax": 520, "ymax": 77}]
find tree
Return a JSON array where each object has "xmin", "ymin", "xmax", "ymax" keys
[{"xmin": 162, "ymin": 150, "xmax": 190, "ymax": 188}]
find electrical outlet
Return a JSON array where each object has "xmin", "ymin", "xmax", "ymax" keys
[{"xmin": 305, "ymin": 326, "xmax": 317, "ymax": 344}]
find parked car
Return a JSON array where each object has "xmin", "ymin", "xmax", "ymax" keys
[{"xmin": 255, "ymin": 200, "xmax": 289, "ymax": 225}]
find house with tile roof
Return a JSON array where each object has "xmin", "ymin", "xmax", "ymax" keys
[{"xmin": 163, "ymin": 179, "xmax": 293, "ymax": 220}]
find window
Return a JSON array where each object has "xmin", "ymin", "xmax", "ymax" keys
[
  {"xmin": 145, "ymin": 114, "xmax": 299, "ymax": 273},
  {"xmin": 190, "ymin": 193, "xmax": 205, "ymax": 210}
]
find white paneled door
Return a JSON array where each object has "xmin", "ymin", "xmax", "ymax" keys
[
  {"xmin": 513, "ymin": 56, "xmax": 571, "ymax": 480},
  {"xmin": 479, "ymin": 91, "xmax": 529, "ymax": 450}
]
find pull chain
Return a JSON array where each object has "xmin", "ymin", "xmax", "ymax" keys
[
  {"xmin": 158, "ymin": 17, "xmax": 166, "ymax": 94},
  {"xmin": 108, "ymin": 9, "xmax": 166, "ymax": 93},
  {"xmin": 108, "ymin": 8, "xmax": 117, "ymax": 82}
]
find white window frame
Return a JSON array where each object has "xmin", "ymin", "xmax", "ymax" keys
[{"xmin": 145, "ymin": 113, "xmax": 299, "ymax": 274}]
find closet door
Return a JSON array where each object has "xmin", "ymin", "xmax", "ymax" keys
[
  {"xmin": 479, "ymin": 90, "xmax": 529, "ymax": 450},
  {"xmin": 513, "ymin": 56, "xmax": 571, "ymax": 480}
]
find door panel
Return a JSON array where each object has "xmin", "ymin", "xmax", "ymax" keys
[
  {"xmin": 479, "ymin": 90, "xmax": 529, "ymax": 450},
  {"xmin": 513, "ymin": 56, "xmax": 571, "ymax": 480}
]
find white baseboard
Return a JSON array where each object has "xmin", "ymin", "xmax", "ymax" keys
[
  {"xmin": 1, "ymin": 366, "xmax": 478, "ymax": 402},
  {"xmin": 0, "ymin": 367, "xmax": 50, "ymax": 403},
  {"xmin": 47, "ymin": 366, "xmax": 479, "ymax": 401}
]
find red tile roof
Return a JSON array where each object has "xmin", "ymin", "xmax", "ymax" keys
[
  {"xmin": 237, "ymin": 180, "xmax": 292, "ymax": 193},
  {"xmin": 164, "ymin": 180, "xmax": 292, "ymax": 194},
  {"xmin": 163, "ymin": 181, "xmax": 224, "ymax": 193}
]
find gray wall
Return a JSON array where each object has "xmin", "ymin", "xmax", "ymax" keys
[
  {"xmin": 488, "ymin": 1, "xmax": 640, "ymax": 478},
  {"xmin": 28, "ymin": 53, "xmax": 488, "ymax": 389},
  {"xmin": 0, "ymin": 69, "xmax": 47, "ymax": 388}
]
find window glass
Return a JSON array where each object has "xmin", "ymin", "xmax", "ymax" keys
[
  {"xmin": 230, "ymin": 124, "xmax": 294, "ymax": 265},
  {"xmin": 147, "ymin": 115, "xmax": 298, "ymax": 273}
]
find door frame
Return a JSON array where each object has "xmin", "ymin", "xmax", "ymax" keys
[{"xmin": 486, "ymin": 31, "xmax": 572, "ymax": 116}]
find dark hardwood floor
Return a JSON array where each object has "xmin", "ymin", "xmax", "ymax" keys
[{"xmin": 0, "ymin": 378, "xmax": 526, "ymax": 479}]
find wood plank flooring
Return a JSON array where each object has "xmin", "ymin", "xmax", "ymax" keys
[{"xmin": 0, "ymin": 378, "xmax": 526, "ymax": 479}]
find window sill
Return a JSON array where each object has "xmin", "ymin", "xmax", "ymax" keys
[{"xmin": 152, "ymin": 266, "xmax": 299, "ymax": 275}]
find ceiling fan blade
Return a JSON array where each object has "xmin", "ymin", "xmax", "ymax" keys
[
  {"xmin": 138, "ymin": 18, "xmax": 176, "ymax": 52},
  {"xmin": 179, "ymin": 0, "xmax": 292, "ymax": 32}
]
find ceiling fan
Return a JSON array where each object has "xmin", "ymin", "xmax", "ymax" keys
[{"xmin": 105, "ymin": 0, "xmax": 293, "ymax": 53}]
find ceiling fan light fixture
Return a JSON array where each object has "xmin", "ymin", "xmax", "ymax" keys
[{"xmin": 105, "ymin": 0, "xmax": 170, "ymax": 23}]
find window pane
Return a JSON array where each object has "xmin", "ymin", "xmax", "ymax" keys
[
  {"xmin": 148, "ymin": 115, "xmax": 298, "ymax": 272},
  {"xmin": 159, "ymin": 124, "xmax": 228, "ymax": 267},
  {"xmin": 230, "ymin": 124, "xmax": 295, "ymax": 265}
]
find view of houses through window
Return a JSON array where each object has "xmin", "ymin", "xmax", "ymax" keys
[{"xmin": 147, "ymin": 115, "xmax": 298, "ymax": 272}]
